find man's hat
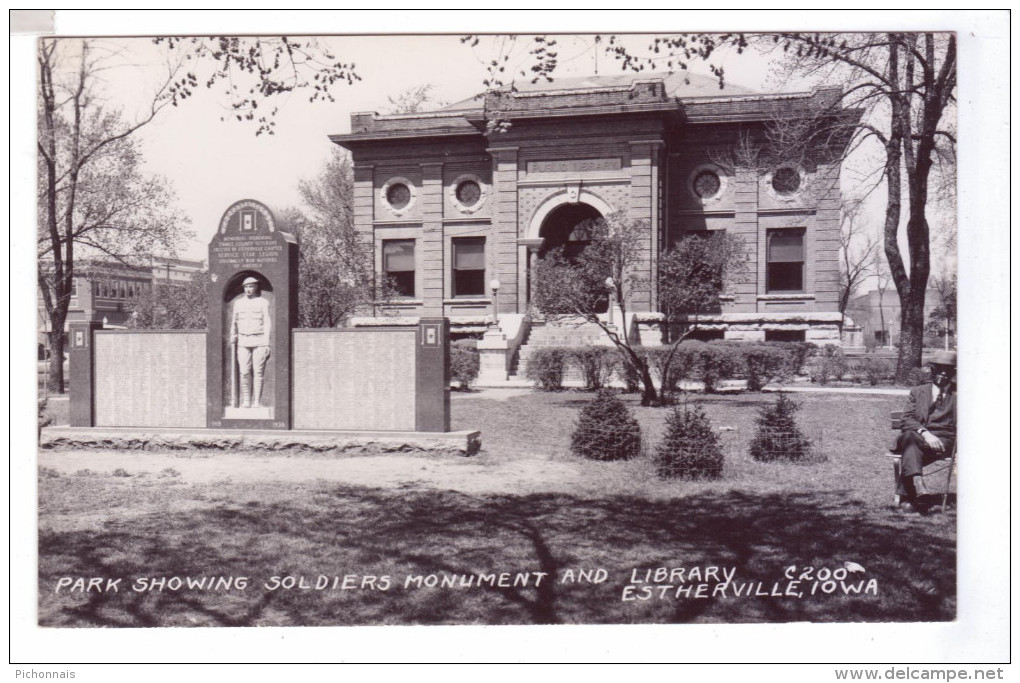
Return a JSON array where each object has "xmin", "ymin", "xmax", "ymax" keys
[
  {"xmin": 242, "ymin": 277, "xmax": 260, "ymax": 286},
  {"xmin": 928, "ymin": 350, "xmax": 957, "ymax": 368}
]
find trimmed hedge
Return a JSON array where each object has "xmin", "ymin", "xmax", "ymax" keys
[
  {"xmin": 525, "ymin": 347, "xmax": 568, "ymax": 391},
  {"xmin": 569, "ymin": 346, "xmax": 619, "ymax": 390},
  {"xmin": 450, "ymin": 340, "xmax": 480, "ymax": 391},
  {"xmin": 741, "ymin": 345, "xmax": 795, "ymax": 392}
]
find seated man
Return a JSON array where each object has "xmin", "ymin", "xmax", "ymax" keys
[{"xmin": 892, "ymin": 350, "xmax": 957, "ymax": 512}]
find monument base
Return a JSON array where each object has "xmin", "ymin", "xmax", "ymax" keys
[
  {"xmin": 223, "ymin": 406, "xmax": 273, "ymax": 420},
  {"xmin": 40, "ymin": 426, "xmax": 481, "ymax": 457}
]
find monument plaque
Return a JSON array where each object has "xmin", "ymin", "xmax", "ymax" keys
[{"xmin": 207, "ymin": 199, "xmax": 298, "ymax": 429}]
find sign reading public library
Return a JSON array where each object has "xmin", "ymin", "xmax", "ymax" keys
[
  {"xmin": 207, "ymin": 199, "xmax": 298, "ymax": 430},
  {"xmin": 525, "ymin": 158, "xmax": 622, "ymax": 175}
]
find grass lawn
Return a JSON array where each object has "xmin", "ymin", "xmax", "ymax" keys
[{"xmin": 37, "ymin": 389, "xmax": 955, "ymax": 627}]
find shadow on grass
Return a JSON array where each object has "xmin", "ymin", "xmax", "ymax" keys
[{"xmin": 39, "ymin": 484, "xmax": 955, "ymax": 627}]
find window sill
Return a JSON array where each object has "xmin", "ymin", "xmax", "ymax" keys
[
  {"xmin": 444, "ymin": 298, "xmax": 492, "ymax": 305},
  {"xmin": 758, "ymin": 293, "xmax": 814, "ymax": 300},
  {"xmin": 378, "ymin": 299, "xmax": 424, "ymax": 306}
]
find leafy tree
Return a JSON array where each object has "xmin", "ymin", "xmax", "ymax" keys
[
  {"xmin": 127, "ymin": 271, "xmax": 209, "ymax": 330},
  {"xmin": 155, "ymin": 36, "xmax": 360, "ymax": 136},
  {"xmin": 287, "ymin": 149, "xmax": 394, "ymax": 328},
  {"xmin": 532, "ymin": 213, "xmax": 745, "ymax": 406},
  {"xmin": 37, "ymin": 37, "xmax": 360, "ymax": 390}
]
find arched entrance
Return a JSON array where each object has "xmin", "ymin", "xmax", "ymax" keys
[
  {"xmin": 519, "ymin": 190, "xmax": 617, "ymax": 310},
  {"xmin": 538, "ymin": 203, "xmax": 603, "ymax": 260},
  {"xmin": 529, "ymin": 201, "xmax": 609, "ymax": 312}
]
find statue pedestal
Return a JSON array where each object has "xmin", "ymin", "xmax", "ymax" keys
[{"xmin": 476, "ymin": 326, "xmax": 509, "ymax": 384}]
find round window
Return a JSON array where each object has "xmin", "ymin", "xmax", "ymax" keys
[
  {"xmin": 772, "ymin": 167, "xmax": 801, "ymax": 196},
  {"xmin": 386, "ymin": 183, "xmax": 411, "ymax": 210},
  {"xmin": 693, "ymin": 170, "xmax": 722, "ymax": 199},
  {"xmin": 455, "ymin": 180, "xmax": 482, "ymax": 207}
]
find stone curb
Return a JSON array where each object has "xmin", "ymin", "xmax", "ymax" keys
[{"xmin": 40, "ymin": 427, "xmax": 482, "ymax": 458}]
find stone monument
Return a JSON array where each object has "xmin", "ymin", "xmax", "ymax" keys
[{"xmin": 207, "ymin": 199, "xmax": 298, "ymax": 429}]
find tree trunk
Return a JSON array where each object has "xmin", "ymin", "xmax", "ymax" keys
[
  {"xmin": 47, "ymin": 326, "xmax": 66, "ymax": 394},
  {"xmin": 897, "ymin": 285, "xmax": 926, "ymax": 381},
  {"xmin": 639, "ymin": 362, "xmax": 659, "ymax": 407}
]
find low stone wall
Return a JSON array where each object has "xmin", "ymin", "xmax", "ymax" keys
[
  {"xmin": 94, "ymin": 331, "xmax": 206, "ymax": 428},
  {"xmin": 40, "ymin": 427, "xmax": 481, "ymax": 457},
  {"xmin": 292, "ymin": 329, "xmax": 417, "ymax": 431}
]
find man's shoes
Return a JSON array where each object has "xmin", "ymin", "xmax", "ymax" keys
[{"xmin": 891, "ymin": 500, "xmax": 929, "ymax": 516}]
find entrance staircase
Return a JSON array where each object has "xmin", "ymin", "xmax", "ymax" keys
[{"xmin": 509, "ymin": 317, "xmax": 616, "ymax": 382}]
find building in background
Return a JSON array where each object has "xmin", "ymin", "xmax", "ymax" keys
[
  {"xmin": 37, "ymin": 256, "xmax": 205, "ymax": 359},
  {"xmin": 332, "ymin": 72, "xmax": 858, "ymax": 359},
  {"xmin": 846, "ymin": 287, "xmax": 948, "ymax": 349}
]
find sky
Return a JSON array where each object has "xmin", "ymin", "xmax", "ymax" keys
[
  {"xmin": 9, "ymin": 10, "xmax": 1012, "ymax": 670},
  {"xmin": 52, "ymin": 32, "xmax": 780, "ymax": 261}
]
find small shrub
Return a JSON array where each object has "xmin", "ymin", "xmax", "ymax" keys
[
  {"xmin": 75, "ymin": 469, "xmax": 96, "ymax": 477},
  {"xmin": 742, "ymin": 345, "xmax": 795, "ymax": 392},
  {"xmin": 525, "ymin": 348, "xmax": 568, "ymax": 391},
  {"xmin": 644, "ymin": 345, "xmax": 698, "ymax": 401},
  {"xmin": 569, "ymin": 346, "xmax": 618, "ymax": 390},
  {"xmin": 159, "ymin": 467, "xmax": 182, "ymax": 478},
  {"xmin": 654, "ymin": 403, "xmax": 724, "ymax": 480},
  {"xmin": 749, "ymin": 392, "xmax": 812, "ymax": 462},
  {"xmin": 806, "ymin": 358, "xmax": 830, "ymax": 385},
  {"xmin": 864, "ymin": 336, "xmax": 879, "ymax": 353},
  {"xmin": 845, "ymin": 359, "xmax": 867, "ymax": 384},
  {"xmin": 450, "ymin": 340, "xmax": 480, "ymax": 391},
  {"xmin": 38, "ymin": 466, "xmax": 60, "ymax": 479},
  {"xmin": 570, "ymin": 389, "xmax": 641, "ymax": 461},
  {"xmin": 863, "ymin": 357, "xmax": 895, "ymax": 386},
  {"xmin": 618, "ymin": 355, "xmax": 642, "ymax": 393},
  {"xmin": 697, "ymin": 342, "xmax": 740, "ymax": 393},
  {"xmin": 112, "ymin": 468, "xmax": 131, "ymax": 478},
  {"xmin": 791, "ymin": 342, "xmax": 818, "ymax": 375},
  {"xmin": 819, "ymin": 345, "xmax": 849, "ymax": 381},
  {"xmin": 38, "ymin": 398, "xmax": 52, "ymax": 438}
]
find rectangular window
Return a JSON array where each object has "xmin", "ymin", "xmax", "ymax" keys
[
  {"xmin": 766, "ymin": 229, "xmax": 805, "ymax": 293},
  {"xmin": 765, "ymin": 330, "xmax": 806, "ymax": 343},
  {"xmin": 383, "ymin": 239, "xmax": 416, "ymax": 298},
  {"xmin": 452, "ymin": 237, "xmax": 486, "ymax": 297}
]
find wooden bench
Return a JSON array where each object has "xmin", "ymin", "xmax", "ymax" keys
[{"xmin": 885, "ymin": 411, "xmax": 956, "ymax": 509}]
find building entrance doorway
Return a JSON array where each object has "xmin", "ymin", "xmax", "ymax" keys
[
  {"xmin": 538, "ymin": 203, "xmax": 603, "ymax": 260},
  {"xmin": 532, "ymin": 202, "xmax": 608, "ymax": 313}
]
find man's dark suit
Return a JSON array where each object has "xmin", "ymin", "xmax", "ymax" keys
[{"xmin": 891, "ymin": 382, "xmax": 957, "ymax": 497}]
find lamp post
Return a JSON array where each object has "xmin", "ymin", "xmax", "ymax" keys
[
  {"xmin": 605, "ymin": 276, "xmax": 615, "ymax": 326},
  {"xmin": 490, "ymin": 278, "xmax": 501, "ymax": 327}
]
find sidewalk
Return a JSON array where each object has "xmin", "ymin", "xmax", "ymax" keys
[{"xmin": 473, "ymin": 378, "xmax": 908, "ymax": 396}]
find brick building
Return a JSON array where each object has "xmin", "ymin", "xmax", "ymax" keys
[
  {"xmin": 37, "ymin": 256, "xmax": 204, "ymax": 358},
  {"xmin": 331, "ymin": 72, "xmax": 857, "ymax": 374},
  {"xmin": 847, "ymin": 287, "xmax": 948, "ymax": 349}
]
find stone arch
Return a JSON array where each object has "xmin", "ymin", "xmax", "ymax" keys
[{"xmin": 525, "ymin": 188, "xmax": 616, "ymax": 241}]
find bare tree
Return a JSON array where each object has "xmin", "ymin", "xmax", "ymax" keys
[
  {"xmin": 838, "ymin": 198, "xmax": 880, "ymax": 323},
  {"xmin": 37, "ymin": 37, "xmax": 362, "ymax": 391},
  {"xmin": 383, "ymin": 83, "xmax": 446, "ymax": 114}
]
